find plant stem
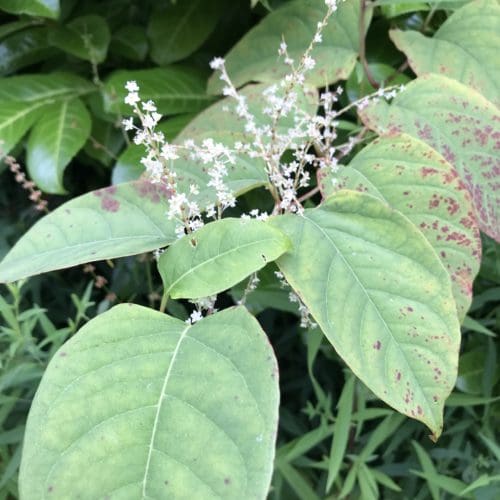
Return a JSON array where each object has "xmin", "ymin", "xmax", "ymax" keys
[
  {"xmin": 160, "ymin": 291, "xmax": 169, "ymax": 313},
  {"xmin": 359, "ymin": 0, "xmax": 379, "ymax": 89}
]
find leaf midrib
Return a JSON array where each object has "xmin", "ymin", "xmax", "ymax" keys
[{"xmin": 141, "ymin": 324, "xmax": 190, "ymax": 499}]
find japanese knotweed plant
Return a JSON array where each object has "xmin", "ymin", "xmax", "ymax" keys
[{"xmin": 0, "ymin": 0, "xmax": 498, "ymax": 498}]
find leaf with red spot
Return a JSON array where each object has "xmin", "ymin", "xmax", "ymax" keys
[
  {"xmin": 390, "ymin": 0, "xmax": 500, "ymax": 107},
  {"xmin": 360, "ymin": 74, "xmax": 500, "ymax": 242},
  {"xmin": 271, "ymin": 191, "xmax": 461, "ymax": 438},
  {"xmin": 319, "ymin": 134, "xmax": 481, "ymax": 320}
]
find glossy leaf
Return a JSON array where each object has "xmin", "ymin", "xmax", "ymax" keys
[
  {"xmin": 360, "ymin": 74, "xmax": 500, "ymax": 242},
  {"xmin": 159, "ymin": 218, "xmax": 291, "ymax": 299},
  {"xmin": 48, "ymin": 15, "xmax": 110, "ymax": 63},
  {"xmin": 148, "ymin": 0, "xmax": 222, "ymax": 65},
  {"xmin": 0, "ymin": 0, "xmax": 60, "ymax": 19},
  {"xmin": 26, "ymin": 97, "xmax": 91, "ymax": 194},
  {"xmin": 319, "ymin": 135, "xmax": 481, "ymax": 320},
  {"xmin": 271, "ymin": 190, "xmax": 461, "ymax": 437},
  {"xmin": 0, "ymin": 27, "xmax": 52, "ymax": 76},
  {"xmin": 0, "ymin": 72, "xmax": 94, "ymax": 101},
  {"xmin": 207, "ymin": 0, "xmax": 366, "ymax": 93},
  {"xmin": 390, "ymin": 0, "xmax": 500, "ymax": 106},
  {"xmin": 0, "ymin": 101, "xmax": 46, "ymax": 156},
  {"xmin": 19, "ymin": 304, "xmax": 279, "ymax": 499},
  {"xmin": 103, "ymin": 67, "xmax": 213, "ymax": 116}
]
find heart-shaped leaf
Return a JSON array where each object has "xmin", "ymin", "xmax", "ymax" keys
[
  {"xmin": 19, "ymin": 305, "xmax": 279, "ymax": 499},
  {"xmin": 271, "ymin": 190, "xmax": 461, "ymax": 438},
  {"xmin": 360, "ymin": 74, "xmax": 500, "ymax": 242},
  {"xmin": 319, "ymin": 135, "xmax": 481, "ymax": 320},
  {"xmin": 159, "ymin": 218, "xmax": 291, "ymax": 299},
  {"xmin": 390, "ymin": 0, "xmax": 500, "ymax": 107}
]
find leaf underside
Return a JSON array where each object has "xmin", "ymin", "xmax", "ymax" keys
[{"xmin": 19, "ymin": 305, "xmax": 279, "ymax": 499}]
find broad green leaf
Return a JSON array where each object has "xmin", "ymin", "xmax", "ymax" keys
[
  {"xmin": 271, "ymin": 191, "xmax": 461, "ymax": 437},
  {"xmin": 0, "ymin": 160, "xmax": 270, "ymax": 283},
  {"xmin": 26, "ymin": 97, "xmax": 91, "ymax": 194},
  {"xmin": 159, "ymin": 218, "xmax": 290, "ymax": 299},
  {"xmin": 0, "ymin": 0, "xmax": 60, "ymax": 19},
  {"xmin": 19, "ymin": 304, "xmax": 279, "ymax": 499},
  {"xmin": 360, "ymin": 74, "xmax": 500, "ymax": 242},
  {"xmin": 148, "ymin": 0, "xmax": 222, "ymax": 65},
  {"xmin": 48, "ymin": 15, "xmax": 110, "ymax": 63},
  {"xmin": 103, "ymin": 67, "xmax": 213, "ymax": 116},
  {"xmin": 0, "ymin": 72, "xmax": 94, "ymax": 101},
  {"xmin": 390, "ymin": 0, "xmax": 500, "ymax": 107},
  {"xmin": 0, "ymin": 181, "xmax": 178, "ymax": 283},
  {"xmin": 0, "ymin": 27, "xmax": 52, "ymax": 76},
  {"xmin": 0, "ymin": 101, "xmax": 46, "ymax": 156},
  {"xmin": 0, "ymin": 19, "xmax": 43, "ymax": 39},
  {"xmin": 110, "ymin": 25, "xmax": 148, "ymax": 62},
  {"xmin": 207, "ymin": 0, "xmax": 367, "ymax": 93},
  {"xmin": 319, "ymin": 135, "xmax": 481, "ymax": 320}
]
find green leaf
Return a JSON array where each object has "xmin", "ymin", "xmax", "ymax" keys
[
  {"xmin": 110, "ymin": 25, "xmax": 148, "ymax": 62},
  {"xmin": 0, "ymin": 181, "xmax": 178, "ymax": 283},
  {"xmin": 26, "ymin": 97, "xmax": 91, "ymax": 194},
  {"xmin": 0, "ymin": 27, "xmax": 52, "ymax": 76},
  {"xmin": 360, "ymin": 74, "xmax": 500, "ymax": 242},
  {"xmin": 0, "ymin": 101, "xmax": 46, "ymax": 156},
  {"xmin": 159, "ymin": 218, "xmax": 291, "ymax": 299},
  {"xmin": 19, "ymin": 304, "xmax": 279, "ymax": 499},
  {"xmin": 271, "ymin": 191, "xmax": 461, "ymax": 438},
  {"xmin": 48, "ymin": 15, "xmax": 110, "ymax": 63},
  {"xmin": 0, "ymin": 72, "xmax": 94, "ymax": 101},
  {"xmin": 0, "ymin": 0, "xmax": 60, "ymax": 19},
  {"xmin": 326, "ymin": 374, "xmax": 355, "ymax": 491},
  {"xmin": 390, "ymin": 0, "xmax": 500, "ymax": 107},
  {"xmin": 83, "ymin": 118, "xmax": 124, "ymax": 167},
  {"xmin": 148, "ymin": 0, "xmax": 222, "ymax": 65},
  {"xmin": 412, "ymin": 441, "xmax": 440, "ymax": 500},
  {"xmin": 320, "ymin": 135, "xmax": 481, "ymax": 320},
  {"xmin": 207, "ymin": 0, "xmax": 366, "ymax": 93},
  {"xmin": 103, "ymin": 67, "xmax": 213, "ymax": 116},
  {"xmin": 0, "ymin": 159, "xmax": 271, "ymax": 283}
]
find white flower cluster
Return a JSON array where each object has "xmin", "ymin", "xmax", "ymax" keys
[
  {"xmin": 123, "ymin": 82, "xmax": 235, "ymax": 238},
  {"xmin": 121, "ymin": 0, "xmax": 404, "ymax": 322}
]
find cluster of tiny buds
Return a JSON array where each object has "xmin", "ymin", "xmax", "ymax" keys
[
  {"xmin": 186, "ymin": 295, "xmax": 217, "ymax": 324},
  {"xmin": 3, "ymin": 153, "xmax": 48, "ymax": 212}
]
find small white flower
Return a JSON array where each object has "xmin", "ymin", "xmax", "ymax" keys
[
  {"xmin": 125, "ymin": 92, "xmax": 140, "ymax": 106},
  {"xmin": 125, "ymin": 81, "xmax": 139, "ymax": 92},
  {"xmin": 209, "ymin": 57, "xmax": 225, "ymax": 70},
  {"xmin": 122, "ymin": 117, "xmax": 134, "ymax": 131}
]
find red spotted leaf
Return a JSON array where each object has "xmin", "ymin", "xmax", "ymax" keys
[
  {"xmin": 360, "ymin": 74, "xmax": 500, "ymax": 242},
  {"xmin": 319, "ymin": 135, "xmax": 481, "ymax": 320}
]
